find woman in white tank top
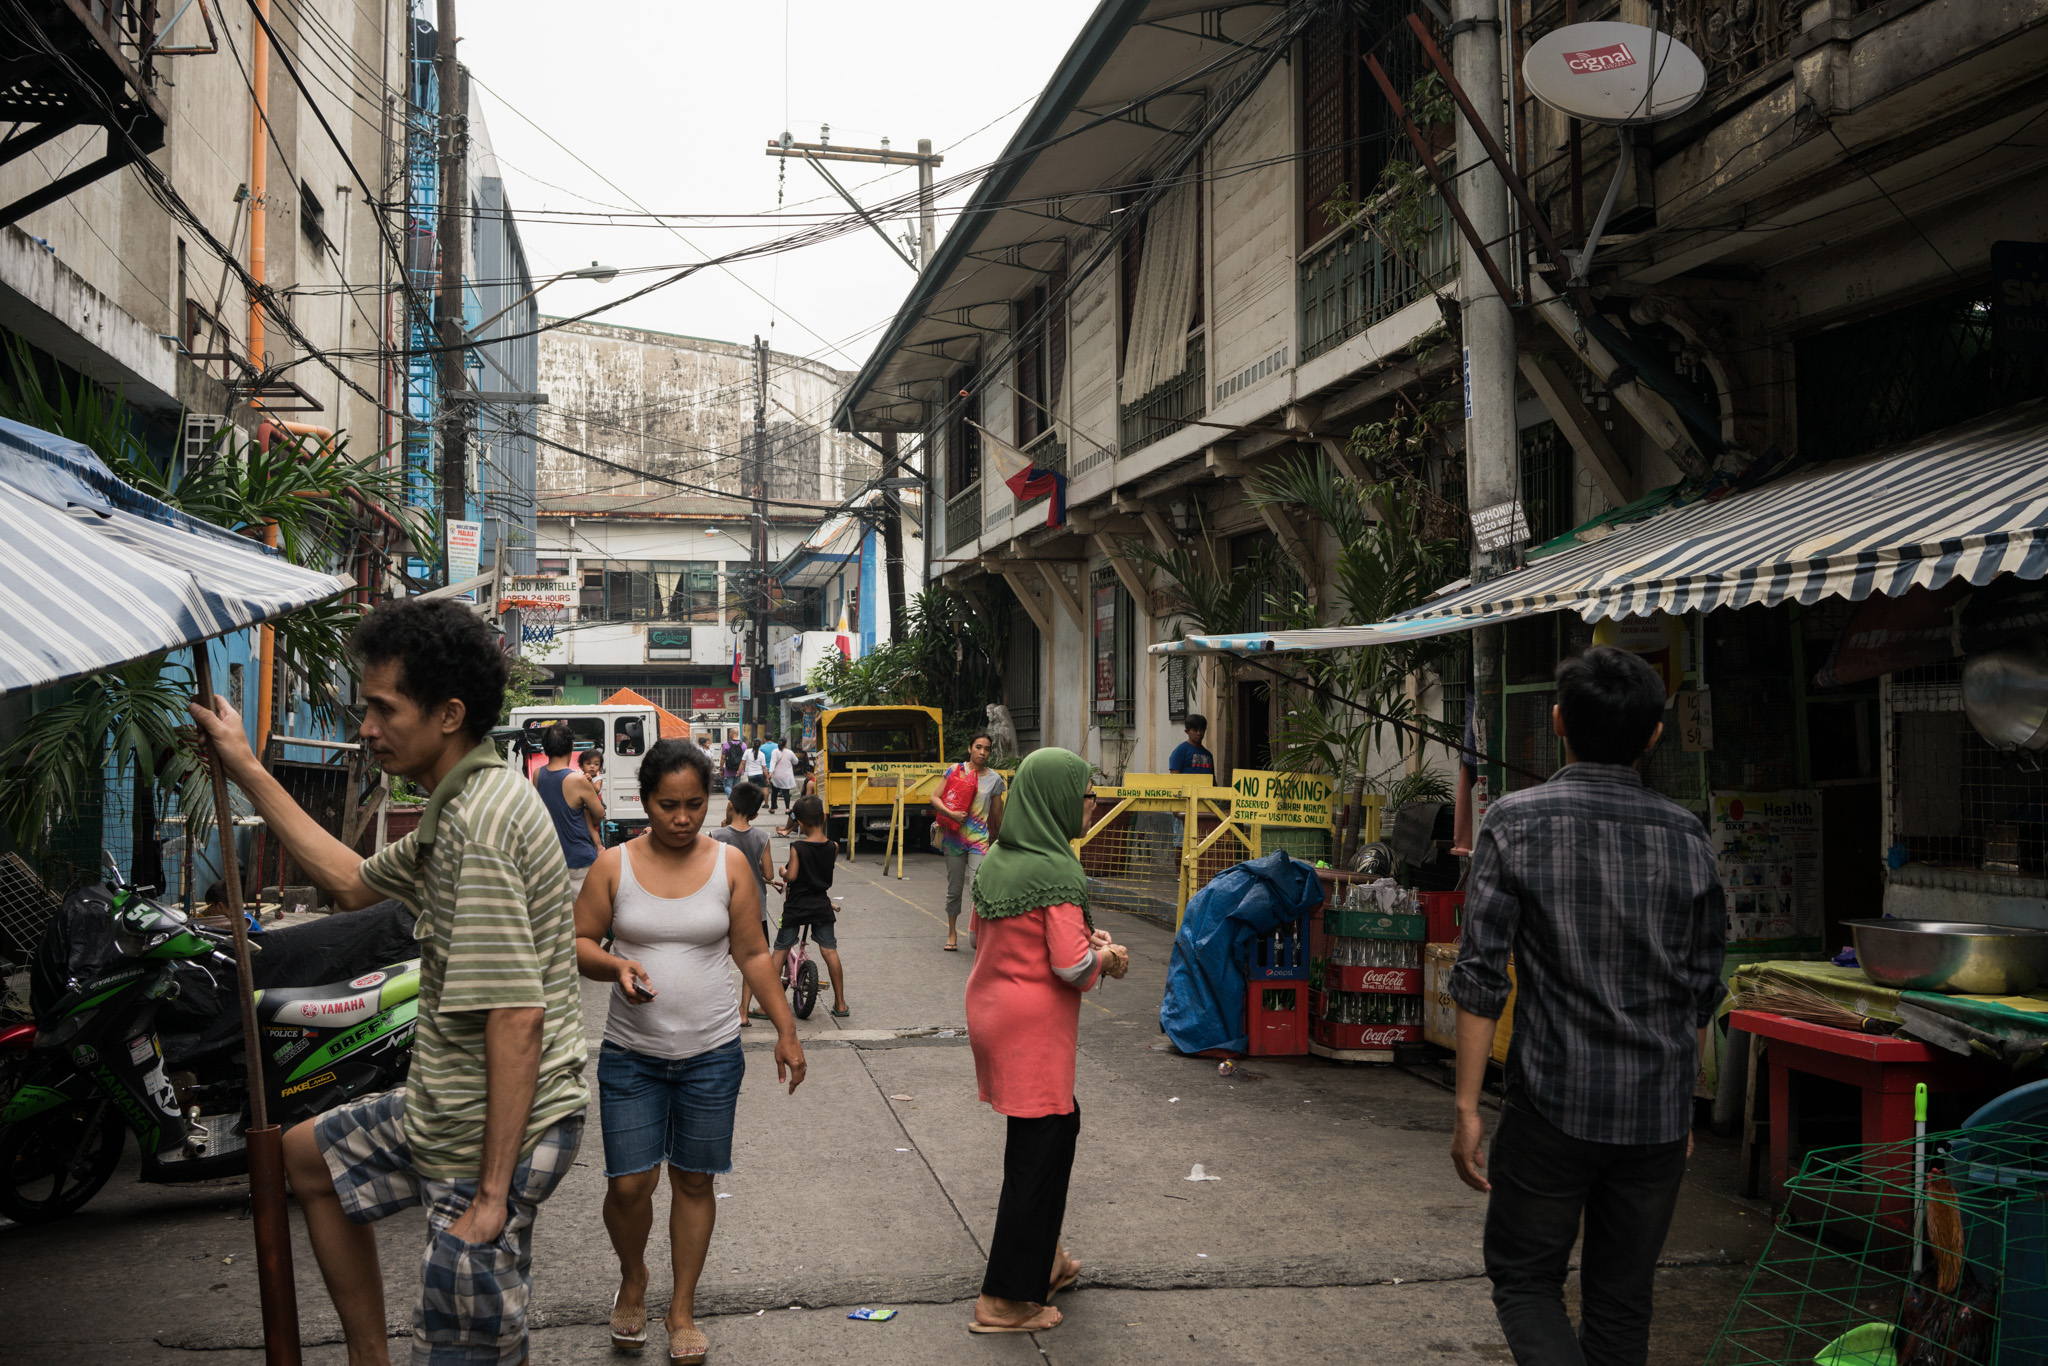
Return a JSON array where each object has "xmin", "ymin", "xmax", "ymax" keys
[{"xmin": 573, "ymin": 740, "xmax": 806, "ymax": 1364}]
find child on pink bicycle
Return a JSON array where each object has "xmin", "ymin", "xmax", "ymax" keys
[{"xmin": 772, "ymin": 795, "xmax": 847, "ymax": 1016}]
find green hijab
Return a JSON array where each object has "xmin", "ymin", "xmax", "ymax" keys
[{"xmin": 971, "ymin": 747, "xmax": 1093, "ymax": 925}]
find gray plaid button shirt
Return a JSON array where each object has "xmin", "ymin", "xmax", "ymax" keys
[{"xmin": 1449, "ymin": 762, "xmax": 1726, "ymax": 1146}]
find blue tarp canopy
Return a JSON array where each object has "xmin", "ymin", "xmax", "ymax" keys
[
  {"xmin": 1160, "ymin": 853, "xmax": 1326, "ymax": 1055},
  {"xmin": 0, "ymin": 416, "xmax": 350, "ymax": 696}
]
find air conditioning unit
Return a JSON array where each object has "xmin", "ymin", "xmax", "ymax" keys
[
  {"xmin": 648, "ymin": 626, "xmax": 692, "ymax": 661},
  {"xmin": 182, "ymin": 413, "xmax": 229, "ymax": 463}
]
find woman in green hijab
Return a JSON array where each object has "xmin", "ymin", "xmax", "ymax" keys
[{"xmin": 964, "ymin": 748, "xmax": 1130, "ymax": 1334}]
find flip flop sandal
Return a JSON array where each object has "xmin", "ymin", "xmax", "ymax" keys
[
  {"xmin": 968, "ymin": 1307, "xmax": 1061, "ymax": 1334},
  {"xmin": 610, "ymin": 1289, "xmax": 647, "ymax": 1353},
  {"xmin": 1049, "ymin": 1264, "xmax": 1081, "ymax": 1298},
  {"xmin": 943, "ymin": 941, "xmax": 959, "ymax": 951},
  {"xmin": 830, "ymin": 1005, "xmax": 851, "ymax": 1017},
  {"xmin": 668, "ymin": 1325, "xmax": 709, "ymax": 1364},
  {"xmin": 747, "ymin": 1009, "xmax": 771, "ymax": 1020}
]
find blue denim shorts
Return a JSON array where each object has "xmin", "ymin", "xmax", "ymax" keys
[
  {"xmin": 596, "ymin": 1037, "xmax": 745, "ymax": 1178},
  {"xmin": 773, "ymin": 917, "xmax": 836, "ymax": 950}
]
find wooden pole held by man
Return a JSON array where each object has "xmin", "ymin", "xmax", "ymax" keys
[{"xmin": 193, "ymin": 645, "xmax": 302, "ymax": 1365}]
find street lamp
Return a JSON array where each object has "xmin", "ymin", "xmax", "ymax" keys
[{"xmin": 463, "ymin": 261, "xmax": 619, "ymax": 341}]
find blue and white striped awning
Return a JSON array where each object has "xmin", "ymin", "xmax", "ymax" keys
[
  {"xmin": 1152, "ymin": 403, "xmax": 2048, "ymax": 656},
  {"xmin": 0, "ymin": 417, "xmax": 350, "ymax": 695}
]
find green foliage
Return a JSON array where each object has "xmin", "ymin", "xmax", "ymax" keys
[
  {"xmin": 0, "ymin": 337, "xmax": 412, "ymax": 860},
  {"xmin": 803, "ymin": 589, "xmax": 1010, "ymax": 740},
  {"xmin": 1384, "ymin": 763, "xmax": 1455, "ymax": 813},
  {"xmin": 1246, "ymin": 451, "xmax": 1462, "ymax": 860},
  {"xmin": 0, "ymin": 657, "xmax": 210, "ymax": 858}
]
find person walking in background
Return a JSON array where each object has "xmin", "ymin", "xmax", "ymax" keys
[
  {"xmin": 188, "ymin": 597, "xmax": 589, "ymax": 1366},
  {"xmin": 536, "ymin": 722, "xmax": 605, "ymax": 899},
  {"xmin": 574, "ymin": 740, "xmax": 805, "ymax": 1365},
  {"xmin": 767, "ymin": 736, "xmax": 798, "ymax": 813},
  {"xmin": 771, "ymin": 795, "xmax": 847, "ymax": 1017},
  {"xmin": 1167, "ymin": 715, "xmax": 1214, "ymax": 778},
  {"xmin": 758, "ymin": 733, "xmax": 779, "ymax": 786},
  {"xmin": 720, "ymin": 733, "xmax": 743, "ymax": 797},
  {"xmin": 965, "ymin": 748, "xmax": 1128, "ymax": 1335},
  {"xmin": 711, "ymin": 782, "xmax": 781, "ymax": 1026},
  {"xmin": 741, "ymin": 738, "xmax": 766, "ymax": 789},
  {"xmin": 1449, "ymin": 646, "xmax": 1724, "ymax": 1366},
  {"xmin": 936, "ymin": 732, "xmax": 1006, "ymax": 952}
]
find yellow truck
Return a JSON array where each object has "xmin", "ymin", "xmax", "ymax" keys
[{"xmin": 816, "ymin": 705, "xmax": 945, "ymax": 848}]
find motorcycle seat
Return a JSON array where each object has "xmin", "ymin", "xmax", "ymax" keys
[{"xmin": 257, "ymin": 961, "xmax": 420, "ymax": 1029}]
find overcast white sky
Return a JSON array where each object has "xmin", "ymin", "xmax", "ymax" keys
[{"xmin": 460, "ymin": 0, "xmax": 1101, "ymax": 376}]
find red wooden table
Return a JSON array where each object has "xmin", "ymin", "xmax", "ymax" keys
[{"xmin": 1731, "ymin": 1008, "xmax": 2015, "ymax": 1204}]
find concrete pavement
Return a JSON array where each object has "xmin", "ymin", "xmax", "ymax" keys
[{"xmin": 0, "ymin": 812, "xmax": 1772, "ymax": 1363}]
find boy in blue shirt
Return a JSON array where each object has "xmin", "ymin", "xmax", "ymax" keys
[{"xmin": 1167, "ymin": 715, "xmax": 1214, "ymax": 777}]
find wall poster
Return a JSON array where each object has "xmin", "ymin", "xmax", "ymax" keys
[
  {"xmin": 1709, "ymin": 790, "xmax": 1822, "ymax": 947},
  {"xmin": 1093, "ymin": 582, "xmax": 1117, "ymax": 715}
]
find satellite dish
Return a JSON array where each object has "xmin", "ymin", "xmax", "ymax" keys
[{"xmin": 1522, "ymin": 22, "xmax": 1706, "ymax": 125}]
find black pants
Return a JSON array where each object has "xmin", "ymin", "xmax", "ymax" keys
[
  {"xmin": 1484, "ymin": 1090, "xmax": 1688, "ymax": 1366},
  {"xmin": 768, "ymin": 784, "xmax": 792, "ymax": 811},
  {"xmin": 981, "ymin": 1101, "xmax": 1080, "ymax": 1303}
]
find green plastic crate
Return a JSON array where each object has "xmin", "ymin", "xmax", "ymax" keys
[{"xmin": 1323, "ymin": 908, "xmax": 1427, "ymax": 940}]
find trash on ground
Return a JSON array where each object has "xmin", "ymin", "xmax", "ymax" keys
[
  {"xmin": 888, "ymin": 1094, "xmax": 915, "ymax": 1101},
  {"xmin": 1169, "ymin": 1096, "xmax": 1179, "ymax": 1103},
  {"xmin": 1186, "ymin": 1164, "xmax": 1221, "ymax": 1182},
  {"xmin": 1197, "ymin": 1253, "xmax": 1209, "ymax": 1258},
  {"xmin": 848, "ymin": 1308, "xmax": 898, "ymax": 1321},
  {"xmin": 716, "ymin": 1193, "xmax": 732, "ymax": 1199}
]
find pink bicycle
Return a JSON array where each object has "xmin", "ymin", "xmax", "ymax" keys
[{"xmin": 779, "ymin": 924, "xmax": 820, "ymax": 1019}]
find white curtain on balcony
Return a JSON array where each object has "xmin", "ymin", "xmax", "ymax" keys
[{"xmin": 1120, "ymin": 177, "xmax": 1199, "ymax": 404}]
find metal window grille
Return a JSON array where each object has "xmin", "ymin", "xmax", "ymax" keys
[
  {"xmin": 1119, "ymin": 332, "xmax": 1206, "ymax": 455},
  {"xmin": 1297, "ymin": 202, "xmax": 1458, "ymax": 365},
  {"xmin": 1518, "ymin": 420, "xmax": 1573, "ymax": 547},
  {"xmin": 946, "ymin": 483, "xmax": 982, "ymax": 552},
  {"xmin": 1092, "ymin": 567, "xmax": 1137, "ymax": 731},
  {"xmin": 1796, "ymin": 286, "xmax": 2048, "ymax": 467},
  {"xmin": 1889, "ymin": 688, "xmax": 2048, "ymax": 876}
]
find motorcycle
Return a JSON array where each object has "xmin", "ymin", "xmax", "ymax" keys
[{"xmin": 0, "ymin": 877, "xmax": 420, "ymax": 1223}]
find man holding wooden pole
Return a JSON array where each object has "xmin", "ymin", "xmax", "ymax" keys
[{"xmin": 191, "ymin": 598, "xmax": 588, "ymax": 1366}]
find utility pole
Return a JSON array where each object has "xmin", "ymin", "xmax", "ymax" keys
[
  {"xmin": 879, "ymin": 431, "xmax": 907, "ymax": 643},
  {"xmin": 764, "ymin": 134, "xmax": 942, "ymax": 270},
  {"xmin": 916, "ymin": 138, "xmax": 936, "ymax": 269},
  {"xmin": 752, "ymin": 336, "xmax": 770, "ymax": 740},
  {"xmin": 1454, "ymin": 0, "xmax": 1517, "ymax": 800},
  {"xmin": 435, "ymin": 0, "xmax": 467, "ymax": 584}
]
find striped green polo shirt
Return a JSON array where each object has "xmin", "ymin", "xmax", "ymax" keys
[{"xmin": 360, "ymin": 738, "xmax": 588, "ymax": 1180}]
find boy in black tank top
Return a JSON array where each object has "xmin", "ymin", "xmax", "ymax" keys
[{"xmin": 772, "ymin": 795, "xmax": 845, "ymax": 1016}]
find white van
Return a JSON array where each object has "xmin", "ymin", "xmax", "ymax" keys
[{"xmin": 503, "ymin": 703, "xmax": 666, "ymax": 842}]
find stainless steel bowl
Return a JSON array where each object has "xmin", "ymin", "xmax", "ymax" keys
[{"xmin": 1847, "ymin": 918, "xmax": 2048, "ymax": 995}]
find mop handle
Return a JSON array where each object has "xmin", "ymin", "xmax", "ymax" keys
[{"xmin": 1913, "ymin": 1081, "xmax": 1928, "ymax": 1275}]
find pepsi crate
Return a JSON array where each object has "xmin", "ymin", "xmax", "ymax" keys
[
  {"xmin": 1323, "ymin": 908, "xmax": 1426, "ymax": 940},
  {"xmin": 1320, "ymin": 965, "xmax": 1422, "ymax": 995},
  {"xmin": 1241, "ymin": 910, "xmax": 1315, "ymax": 980},
  {"xmin": 1312, "ymin": 1018, "xmax": 1424, "ymax": 1050}
]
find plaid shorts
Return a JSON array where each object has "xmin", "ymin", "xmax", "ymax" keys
[{"xmin": 314, "ymin": 1089, "xmax": 586, "ymax": 1366}]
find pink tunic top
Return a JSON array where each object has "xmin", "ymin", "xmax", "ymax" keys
[{"xmin": 965, "ymin": 903, "xmax": 1101, "ymax": 1118}]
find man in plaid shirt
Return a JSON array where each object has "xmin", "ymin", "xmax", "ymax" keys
[{"xmin": 1449, "ymin": 645, "xmax": 1725, "ymax": 1366}]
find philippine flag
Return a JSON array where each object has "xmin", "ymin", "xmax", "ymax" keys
[
  {"xmin": 730, "ymin": 642, "xmax": 743, "ymax": 685},
  {"xmin": 834, "ymin": 602, "xmax": 854, "ymax": 659},
  {"xmin": 970, "ymin": 419, "xmax": 1067, "ymax": 529}
]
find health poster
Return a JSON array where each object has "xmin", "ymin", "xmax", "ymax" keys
[{"xmin": 1709, "ymin": 791, "xmax": 1821, "ymax": 947}]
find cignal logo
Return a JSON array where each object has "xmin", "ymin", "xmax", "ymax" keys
[{"xmin": 1564, "ymin": 42, "xmax": 1635, "ymax": 73}]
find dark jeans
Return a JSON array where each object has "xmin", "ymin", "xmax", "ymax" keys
[
  {"xmin": 768, "ymin": 783, "xmax": 792, "ymax": 811},
  {"xmin": 981, "ymin": 1101, "xmax": 1080, "ymax": 1303},
  {"xmin": 1484, "ymin": 1090, "xmax": 1688, "ymax": 1366}
]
